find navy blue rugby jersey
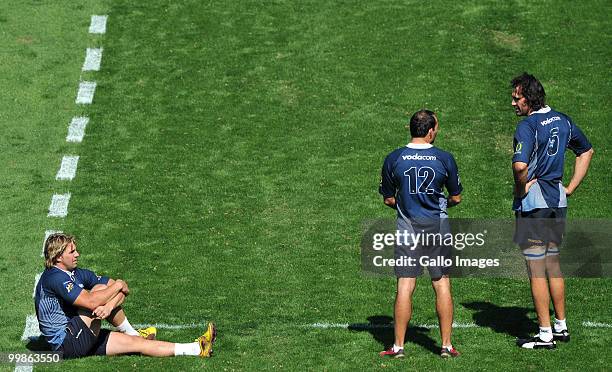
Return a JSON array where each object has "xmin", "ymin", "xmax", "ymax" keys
[
  {"xmin": 512, "ymin": 106, "xmax": 592, "ymax": 212},
  {"xmin": 34, "ymin": 267, "xmax": 109, "ymax": 350},
  {"xmin": 379, "ymin": 143, "xmax": 462, "ymax": 219}
]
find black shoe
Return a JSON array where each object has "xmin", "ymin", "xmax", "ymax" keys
[
  {"xmin": 516, "ymin": 335, "xmax": 556, "ymax": 349},
  {"xmin": 552, "ymin": 327, "xmax": 570, "ymax": 342}
]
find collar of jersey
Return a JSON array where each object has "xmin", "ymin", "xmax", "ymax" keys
[
  {"xmin": 529, "ymin": 106, "xmax": 551, "ymax": 115},
  {"xmin": 53, "ymin": 266, "xmax": 75, "ymax": 278},
  {"xmin": 406, "ymin": 143, "xmax": 433, "ymax": 149}
]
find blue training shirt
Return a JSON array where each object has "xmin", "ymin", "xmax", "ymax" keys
[
  {"xmin": 379, "ymin": 143, "xmax": 462, "ymax": 219},
  {"xmin": 512, "ymin": 106, "xmax": 592, "ymax": 212},
  {"xmin": 34, "ymin": 267, "xmax": 109, "ymax": 350}
]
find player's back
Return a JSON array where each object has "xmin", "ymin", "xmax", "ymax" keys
[
  {"xmin": 518, "ymin": 108, "xmax": 572, "ymax": 181},
  {"xmin": 380, "ymin": 143, "xmax": 462, "ymax": 219}
]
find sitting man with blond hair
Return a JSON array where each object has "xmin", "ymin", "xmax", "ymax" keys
[{"xmin": 34, "ymin": 233, "xmax": 216, "ymax": 359}]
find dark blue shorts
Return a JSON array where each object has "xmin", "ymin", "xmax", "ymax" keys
[
  {"xmin": 60, "ymin": 316, "xmax": 110, "ymax": 359},
  {"xmin": 394, "ymin": 218, "xmax": 452, "ymax": 279},
  {"xmin": 514, "ymin": 207, "xmax": 567, "ymax": 248}
]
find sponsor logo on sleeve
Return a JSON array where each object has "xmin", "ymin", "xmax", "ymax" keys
[{"xmin": 514, "ymin": 142, "xmax": 523, "ymax": 154}]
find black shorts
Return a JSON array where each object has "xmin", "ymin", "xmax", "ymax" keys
[
  {"xmin": 514, "ymin": 207, "xmax": 567, "ymax": 248},
  {"xmin": 60, "ymin": 316, "xmax": 110, "ymax": 359}
]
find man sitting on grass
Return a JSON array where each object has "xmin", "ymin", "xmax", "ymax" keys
[{"xmin": 34, "ymin": 233, "xmax": 216, "ymax": 359}]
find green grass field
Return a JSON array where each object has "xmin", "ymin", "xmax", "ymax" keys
[{"xmin": 1, "ymin": 0, "xmax": 610, "ymax": 370}]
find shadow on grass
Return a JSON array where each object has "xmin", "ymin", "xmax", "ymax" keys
[
  {"xmin": 462, "ymin": 301, "xmax": 537, "ymax": 339},
  {"xmin": 25, "ymin": 336, "xmax": 51, "ymax": 351},
  {"xmin": 348, "ymin": 315, "xmax": 439, "ymax": 355}
]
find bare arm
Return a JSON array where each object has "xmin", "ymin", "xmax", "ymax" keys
[
  {"xmin": 565, "ymin": 148, "xmax": 594, "ymax": 196},
  {"xmin": 92, "ymin": 292, "xmax": 126, "ymax": 319},
  {"xmin": 106, "ymin": 278, "xmax": 130, "ymax": 296},
  {"xmin": 73, "ymin": 280, "xmax": 125, "ymax": 311},
  {"xmin": 105, "ymin": 291, "xmax": 126, "ymax": 309},
  {"xmin": 513, "ymin": 162, "xmax": 538, "ymax": 198}
]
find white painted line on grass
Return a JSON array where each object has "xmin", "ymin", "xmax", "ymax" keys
[
  {"xmin": 32, "ymin": 273, "xmax": 42, "ymax": 298},
  {"xmin": 14, "ymin": 365, "xmax": 33, "ymax": 372},
  {"xmin": 82, "ymin": 48, "xmax": 103, "ymax": 71},
  {"xmin": 309, "ymin": 322, "xmax": 478, "ymax": 330},
  {"xmin": 89, "ymin": 15, "xmax": 108, "ymax": 34},
  {"xmin": 76, "ymin": 81, "xmax": 96, "ymax": 104},
  {"xmin": 21, "ymin": 315, "xmax": 41, "ymax": 341},
  {"xmin": 66, "ymin": 117, "xmax": 89, "ymax": 143},
  {"xmin": 42, "ymin": 230, "xmax": 62, "ymax": 257},
  {"xmin": 312, "ymin": 321, "xmax": 612, "ymax": 330},
  {"xmin": 47, "ymin": 194, "xmax": 71, "ymax": 217},
  {"xmin": 55, "ymin": 156, "xmax": 79, "ymax": 181},
  {"xmin": 131, "ymin": 322, "xmax": 208, "ymax": 330}
]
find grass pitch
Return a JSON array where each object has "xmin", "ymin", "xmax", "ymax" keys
[{"xmin": 0, "ymin": 0, "xmax": 610, "ymax": 370}]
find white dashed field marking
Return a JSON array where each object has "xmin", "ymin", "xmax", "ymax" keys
[
  {"xmin": 76, "ymin": 81, "xmax": 96, "ymax": 104},
  {"xmin": 66, "ymin": 117, "xmax": 89, "ymax": 143},
  {"xmin": 17, "ymin": 13, "xmax": 108, "ymax": 372},
  {"xmin": 47, "ymin": 194, "xmax": 71, "ymax": 217},
  {"xmin": 21, "ymin": 315, "xmax": 41, "ymax": 341},
  {"xmin": 89, "ymin": 15, "xmax": 108, "ymax": 34},
  {"xmin": 82, "ymin": 48, "xmax": 103, "ymax": 71},
  {"xmin": 56, "ymin": 156, "xmax": 80, "ymax": 181},
  {"xmin": 32, "ymin": 273, "xmax": 42, "ymax": 298}
]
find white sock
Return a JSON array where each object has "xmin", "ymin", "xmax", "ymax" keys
[
  {"xmin": 174, "ymin": 342, "xmax": 200, "ymax": 356},
  {"xmin": 442, "ymin": 344, "xmax": 453, "ymax": 350},
  {"xmin": 116, "ymin": 318, "xmax": 139, "ymax": 336},
  {"xmin": 392, "ymin": 344, "xmax": 403, "ymax": 352},
  {"xmin": 539, "ymin": 326, "xmax": 553, "ymax": 342},
  {"xmin": 554, "ymin": 318, "xmax": 567, "ymax": 330}
]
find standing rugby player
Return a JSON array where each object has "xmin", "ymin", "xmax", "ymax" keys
[
  {"xmin": 378, "ymin": 109, "xmax": 462, "ymax": 358},
  {"xmin": 510, "ymin": 73, "xmax": 593, "ymax": 349}
]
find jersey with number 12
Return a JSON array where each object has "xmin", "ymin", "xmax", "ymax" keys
[{"xmin": 380, "ymin": 143, "xmax": 462, "ymax": 219}]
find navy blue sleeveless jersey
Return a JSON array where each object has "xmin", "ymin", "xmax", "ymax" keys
[
  {"xmin": 379, "ymin": 143, "xmax": 462, "ymax": 219},
  {"xmin": 34, "ymin": 267, "xmax": 109, "ymax": 350},
  {"xmin": 512, "ymin": 106, "xmax": 592, "ymax": 212}
]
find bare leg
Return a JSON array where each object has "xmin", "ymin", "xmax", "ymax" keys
[
  {"xmin": 394, "ymin": 277, "xmax": 416, "ymax": 347},
  {"xmin": 77, "ymin": 309, "xmax": 102, "ymax": 336},
  {"xmin": 546, "ymin": 246, "xmax": 565, "ymax": 321},
  {"xmin": 526, "ymin": 259, "xmax": 551, "ymax": 327},
  {"xmin": 106, "ymin": 332, "xmax": 175, "ymax": 356},
  {"xmin": 431, "ymin": 276, "xmax": 453, "ymax": 346}
]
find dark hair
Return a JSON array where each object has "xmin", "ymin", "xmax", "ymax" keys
[
  {"xmin": 511, "ymin": 72, "xmax": 546, "ymax": 111},
  {"xmin": 409, "ymin": 109, "xmax": 437, "ymax": 138}
]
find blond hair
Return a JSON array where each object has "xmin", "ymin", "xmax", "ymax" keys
[{"xmin": 44, "ymin": 233, "xmax": 76, "ymax": 269}]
